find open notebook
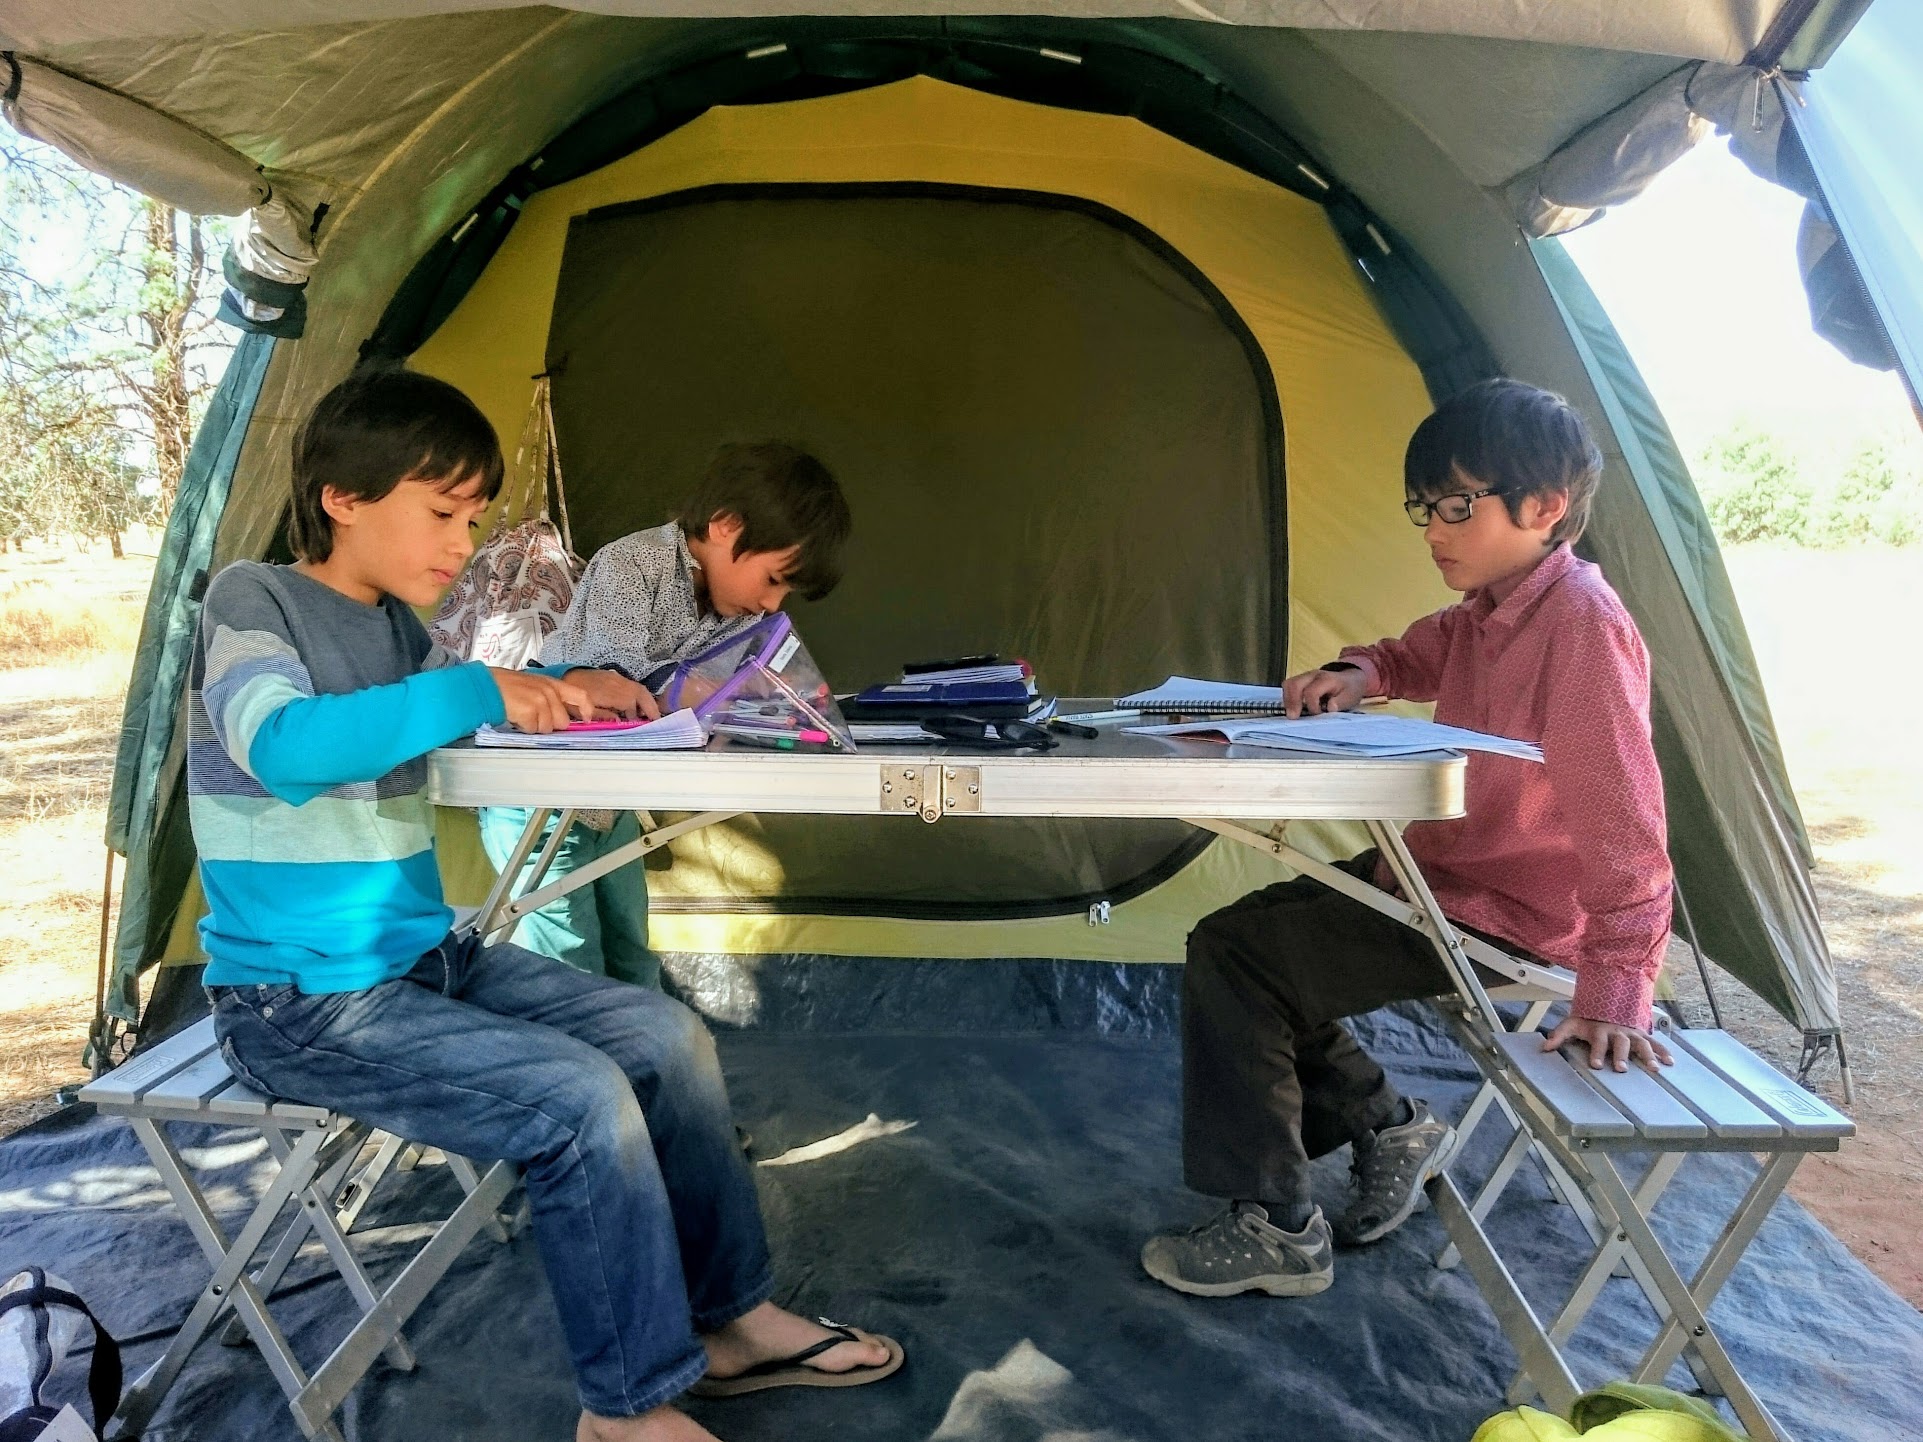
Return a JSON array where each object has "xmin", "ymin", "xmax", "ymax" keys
[
  {"xmin": 1130, "ymin": 711, "xmax": 1542, "ymax": 761},
  {"xmin": 474, "ymin": 708, "xmax": 707, "ymax": 750}
]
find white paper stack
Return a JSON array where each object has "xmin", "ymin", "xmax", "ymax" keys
[
  {"xmin": 1129, "ymin": 711, "xmax": 1542, "ymax": 761},
  {"xmin": 474, "ymin": 708, "xmax": 707, "ymax": 750}
]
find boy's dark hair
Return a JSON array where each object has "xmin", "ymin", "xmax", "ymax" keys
[
  {"xmin": 678, "ymin": 441, "xmax": 852, "ymax": 601},
  {"xmin": 289, "ymin": 368, "xmax": 505, "ymax": 562},
  {"xmin": 1405, "ymin": 378, "xmax": 1603, "ymax": 545}
]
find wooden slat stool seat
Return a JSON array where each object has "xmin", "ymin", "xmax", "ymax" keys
[
  {"xmin": 1431, "ymin": 1005, "xmax": 1853, "ymax": 1442},
  {"xmin": 78, "ymin": 1016, "xmax": 521, "ymax": 1441}
]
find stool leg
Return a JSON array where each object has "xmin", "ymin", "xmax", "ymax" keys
[
  {"xmin": 446, "ymin": 1153, "xmax": 519, "ymax": 1242},
  {"xmin": 1504, "ymin": 1152, "xmax": 1684, "ymax": 1404},
  {"xmin": 1633, "ymin": 1151, "xmax": 1802, "ymax": 1391},
  {"xmin": 1440, "ymin": 1124, "xmax": 1534, "ymax": 1271},
  {"xmin": 260, "ymin": 1124, "xmax": 417, "ymax": 1372},
  {"xmin": 222, "ymin": 1131, "xmax": 369, "ymax": 1347},
  {"xmin": 333, "ymin": 1130, "xmax": 409, "ymax": 1230},
  {"xmin": 1580, "ymin": 1150, "xmax": 1790, "ymax": 1442},
  {"xmin": 112, "ymin": 1119, "xmax": 327, "ymax": 1439}
]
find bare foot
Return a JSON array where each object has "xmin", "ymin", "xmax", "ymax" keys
[
  {"xmin": 577, "ymin": 1404, "xmax": 719, "ymax": 1442},
  {"xmin": 701, "ymin": 1301, "xmax": 890, "ymax": 1381}
]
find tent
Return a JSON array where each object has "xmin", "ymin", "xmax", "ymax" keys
[{"xmin": 4, "ymin": 3, "xmax": 1910, "ymax": 1070}]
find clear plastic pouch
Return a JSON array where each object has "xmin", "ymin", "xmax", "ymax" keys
[{"xmin": 659, "ymin": 613, "xmax": 856, "ymax": 751}]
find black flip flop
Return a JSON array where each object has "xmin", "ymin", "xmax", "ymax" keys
[{"xmin": 687, "ymin": 1319, "xmax": 905, "ymax": 1398}]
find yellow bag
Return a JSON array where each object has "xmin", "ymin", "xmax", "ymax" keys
[{"xmin": 1471, "ymin": 1384, "xmax": 1749, "ymax": 1442}]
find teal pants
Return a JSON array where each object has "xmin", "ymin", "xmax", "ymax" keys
[{"xmin": 475, "ymin": 806, "xmax": 661, "ymax": 988}]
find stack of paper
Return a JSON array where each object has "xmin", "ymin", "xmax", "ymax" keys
[
  {"xmin": 474, "ymin": 709, "xmax": 707, "ymax": 750},
  {"xmin": 1130, "ymin": 711, "xmax": 1542, "ymax": 761},
  {"xmin": 904, "ymin": 659, "xmax": 1034, "ymax": 688}
]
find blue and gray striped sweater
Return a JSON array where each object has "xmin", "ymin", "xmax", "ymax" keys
[{"xmin": 189, "ymin": 561, "xmax": 507, "ymax": 992}]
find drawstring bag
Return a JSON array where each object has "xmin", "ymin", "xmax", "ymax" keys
[
  {"xmin": 430, "ymin": 375, "xmax": 583, "ymax": 669},
  {"xmin": 0, "ymin": 1268, "xmax": 121, "ymax": 1442}
]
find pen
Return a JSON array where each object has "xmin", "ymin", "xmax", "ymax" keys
[
  {"xmin": 713, "ymin": 724, "xmax": 832, "ymax": 749},
  {"xmin": 1048, "ymin": 718, "xmax": 1100, "ymax": 739}
]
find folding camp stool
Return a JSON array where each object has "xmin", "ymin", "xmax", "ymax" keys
[
  {"xmin": 1429, "ymin": 1001, "xmax": 1853, "ymax": 1442},
  {"xmin": 78, "ymin": 1016, "xmax": 522, "ymax": 1442},
  {"xmin": 1184, "ymin": 819, "xmax": 1855, "ymax": 1440}
]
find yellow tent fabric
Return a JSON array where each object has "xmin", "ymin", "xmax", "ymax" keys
[{"xmin": 402, "ymin": 75, "xmax": 1446, "ymax": 965}]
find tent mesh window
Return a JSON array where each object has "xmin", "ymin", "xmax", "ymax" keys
[{"xmin": 544, "ymin": 183, "xmax": 1285, "ymax": 918}]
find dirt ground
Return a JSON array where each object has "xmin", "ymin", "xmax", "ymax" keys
[{"xmin": 0, "ymin": 540, "xmax": 1916, "ymax": 1307}]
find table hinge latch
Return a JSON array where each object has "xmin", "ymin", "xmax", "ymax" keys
[{"xmin": 880, "ymin": 764, "xmax": 981, "ymax": 822}]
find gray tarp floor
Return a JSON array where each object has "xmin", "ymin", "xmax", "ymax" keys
[{"xmin": 2, "ymin": 958, "xmax": 1918, "ymax": 1441}]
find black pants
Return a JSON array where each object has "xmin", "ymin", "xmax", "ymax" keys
[{"xmin": 1182, "ymin": 851, "xmax": 1489, "ymax": 1210}]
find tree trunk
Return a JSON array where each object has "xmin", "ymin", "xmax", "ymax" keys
[
  {"xmin": 139, "ymin": 201, "xmax": 207, "ymax": 512},
  {"xmin": 109, "ymin": 530, "xmax": 124, "ymax": 559}
]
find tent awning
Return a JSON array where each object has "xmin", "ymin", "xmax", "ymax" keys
[{"xmin": 0, "ymin": 1, "xmax": 1871, "ymax": 67}]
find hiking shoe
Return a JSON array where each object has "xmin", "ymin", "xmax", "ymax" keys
[
  {"xmin": 1141, "ymin": 1203, "xmax": 1334, "ymax": 1297},
  {"xmin": 1333, "ymin": 1099, "xmax": 1458, "ymax": 1247}
]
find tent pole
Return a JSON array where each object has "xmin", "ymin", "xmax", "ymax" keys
[
  {"xmin": 1672, "ymin": 878, "xmax": 1723, "ymax": 1030},
  {"xmin": 88, "ymin": 845, "xmax": 122, "ymax": 1079},
  {"xmin": 1799, "ymin": 1029, "xmax": 1856, "ymax": 1106}
]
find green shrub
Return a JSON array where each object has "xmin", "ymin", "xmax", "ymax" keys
[
  {"xmin": 1694, "ymin": 427, "xmax": 1922, "ymax": 547},
  {"xmin": 1696, "ymin": 428, "xmax": 1815, "ymax": 544}
]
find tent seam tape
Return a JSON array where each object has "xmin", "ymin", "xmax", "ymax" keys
[{"xmin": 323, "ymin": 12, "xmax": 576, "ymax": 247}]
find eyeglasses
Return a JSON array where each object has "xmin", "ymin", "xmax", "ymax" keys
[{"xmin": 1405, "ymin": 487, "xmax": 1501, "ymax": 527}]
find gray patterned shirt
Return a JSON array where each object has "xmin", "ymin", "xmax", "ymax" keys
[{"xmin": 540, "ymin": 522, "xmax": 753, "ymax": 679}]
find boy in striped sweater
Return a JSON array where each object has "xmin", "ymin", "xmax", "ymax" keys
[{"xmin": 192, "ymin": 370, "xmax": 899, "ymax": 1441}]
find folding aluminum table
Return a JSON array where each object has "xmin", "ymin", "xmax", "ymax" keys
[{"xmin": 424, "ymin": 726, "xmax": 1517, "ymax": 1024}]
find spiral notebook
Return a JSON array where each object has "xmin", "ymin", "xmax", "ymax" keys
[{"xmin": 1116, "ymin": 676, "xmax": 1287, "ymax": 714}]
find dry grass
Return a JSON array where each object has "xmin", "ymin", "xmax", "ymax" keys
[
  {"xmin": 0, "ymin": 542, "xmax": 152, "ymax": 1135},
  {"xmin": 0, "ymin": 594, "xmax": 144, "ymax": 668}
]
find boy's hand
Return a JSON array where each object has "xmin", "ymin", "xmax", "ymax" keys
[
  {"xmin": 563, "ymin": 668, "xmax": 661, "ymax": 721},
  {"xmin": 1284, "ymin": 665, "xmax": 1367, "ymax": 718},
  {"xmin": 1541, "ymin": 1015, "xmax": 1673, "ymax": 1073},
  {"xmin": 489, "ymin": 668, "xmax": 593, "ymax": 733}
]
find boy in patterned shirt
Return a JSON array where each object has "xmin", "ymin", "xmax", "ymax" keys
[
  {"xmin": 1142, "ymin": 379, "xmax": 1675, "ymax": 1300},
  {"xmin": 478, "ymin": 442, "xmax": 852, "ymax": 984}
]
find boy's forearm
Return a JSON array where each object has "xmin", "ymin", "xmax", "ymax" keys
[
  {"xmin": 1338, "ymin": 611, "xmax": 1450, "ymax": 701},
  {"xmin": 246, "ymin": 663, "xmax": 505, "ymax": 802}
]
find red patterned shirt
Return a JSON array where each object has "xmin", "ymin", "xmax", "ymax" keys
[{"xmin": 1339, "ymin": 543, "xmax": 1672, "ymax": 1029}]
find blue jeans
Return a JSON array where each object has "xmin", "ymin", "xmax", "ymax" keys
[
  {"xmin": 478, "ymin": 807, "xmax": 660, "ymax": 988},
  {"xmin": 209, "ymin": 934, "xmax": 773, "ymax": 1416}
]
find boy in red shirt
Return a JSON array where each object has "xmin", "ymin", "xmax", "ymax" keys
[{"xmin": 1143, "ymin": 378, "xmax": 1675, "ymax": 1299}]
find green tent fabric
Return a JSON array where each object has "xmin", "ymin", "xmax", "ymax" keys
[
  {"xmin": 541, "ymin": 183, "xmax": 1274, "ymax": 916},
  {"xmin": 102, "ymin": 331, "xmax": 275, "ymax": 1024},
  {"xmin": 1533, "ymin": 238, "xmax": 1835, "ymax": 1031}
]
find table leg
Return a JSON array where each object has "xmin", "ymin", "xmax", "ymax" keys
[
  {"xmin": 494, "ymin": 810, "xmax": 742, "ymax": 927},
  {"xmin": 1367, "ymin": 821, "xmax": 1505, "ymax": 1032},
  {"xmin": 470, "ymin": 806, "xmax": 553, "ymax": 939}
]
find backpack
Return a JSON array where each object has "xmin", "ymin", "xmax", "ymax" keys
[
  {"xmin": 0, "ymin": 1269, "xmax": 120, "ymax": 1442},
  {"xmin": 430, "ymin": 374, "xmax": 584, "ymax": 668}
]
